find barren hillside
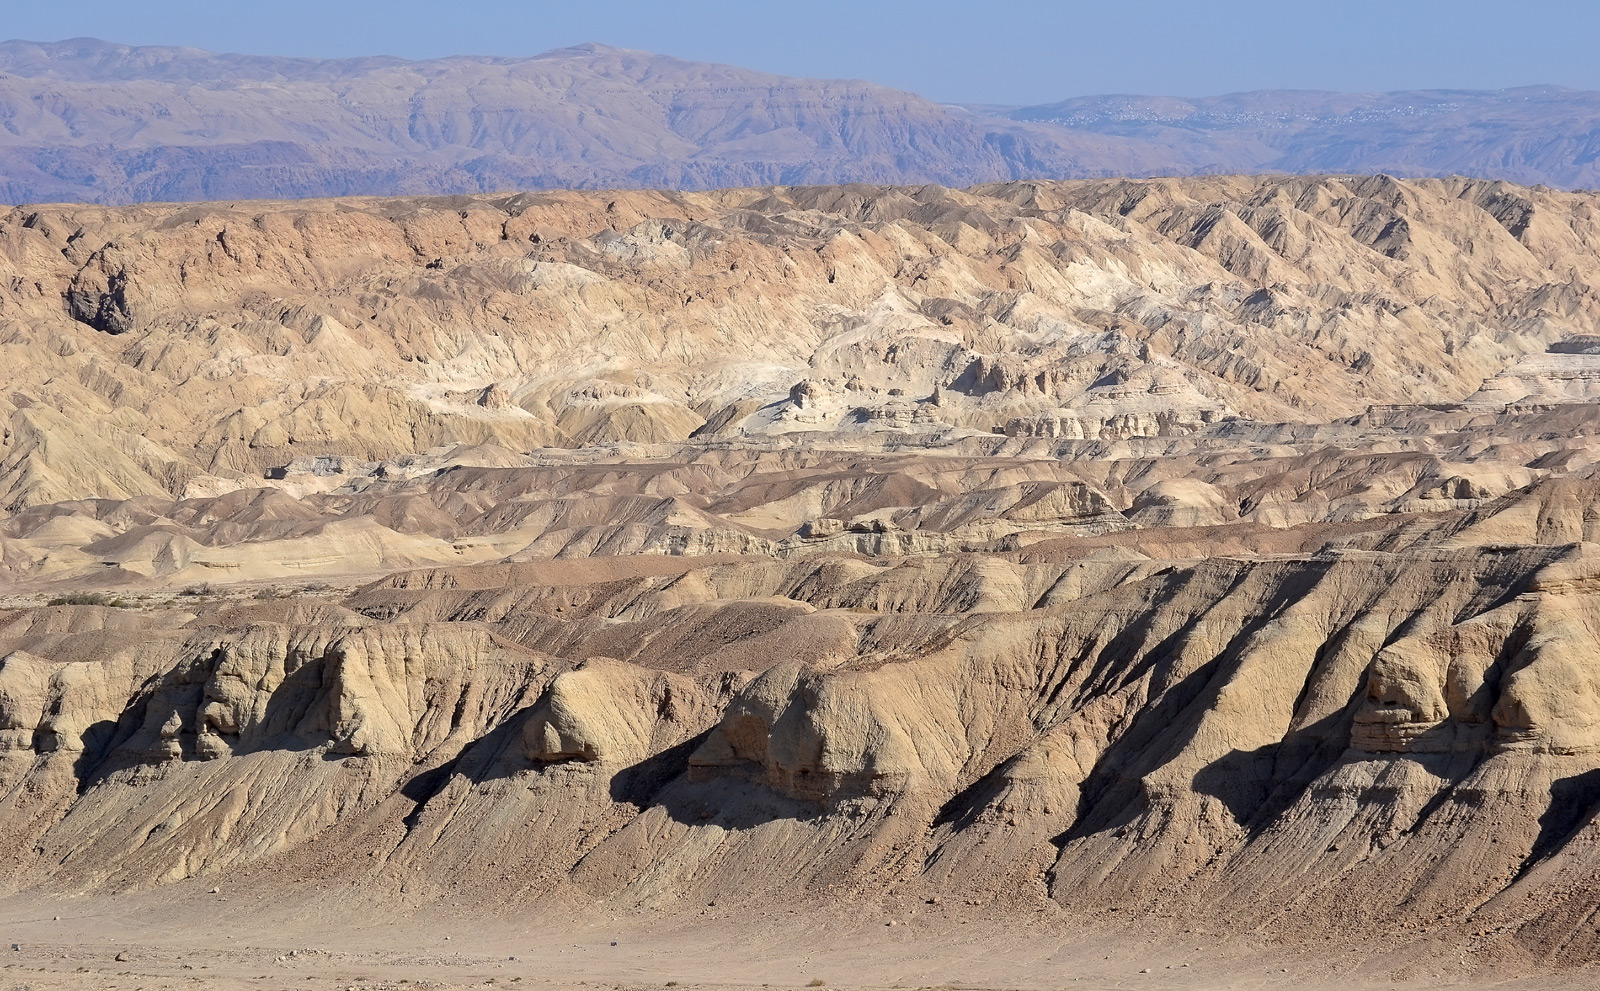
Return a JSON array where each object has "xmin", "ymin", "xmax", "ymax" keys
[
  {"xmin": 4, "ymin": 175, "xmax": 1600, "ymax": 987},
  {"xmin": 4, "ymin": 39, "xmax": 1600, "ymax": 204}
]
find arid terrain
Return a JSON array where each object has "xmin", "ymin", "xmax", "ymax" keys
[{"xmin": 3, "ymin": 174, "xmax": 1600, "ymax": 988}]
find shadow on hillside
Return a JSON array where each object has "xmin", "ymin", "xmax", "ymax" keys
[{"xmin": 1514, "ymin": 766, "xmax": 1600, "ymax": 883}]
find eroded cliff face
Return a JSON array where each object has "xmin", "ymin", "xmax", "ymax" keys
[
  {"xmin": 4, "ymin": 177, "xmax": 1600, "ymax": 966},
  {"xmin": 2, "ymin": 484, "xmax": 1600, "ymax": 962},
  {"xmin": 2, "ymin": 175, "xmax": 1599, "ymax": 514}
]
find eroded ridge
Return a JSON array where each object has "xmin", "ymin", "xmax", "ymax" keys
[{"xmin": 3, "ymin": 176, "xmax": 1600, "ymax": 971}]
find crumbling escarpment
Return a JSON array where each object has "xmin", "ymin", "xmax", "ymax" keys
[{"xmin": 4, "ymin": 478, "xmax": 1600, "ymax": 964}]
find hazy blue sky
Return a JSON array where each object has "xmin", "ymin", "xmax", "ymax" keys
[{"xmin": 9, "ymin": 0, "xmax": 1600, "ymax": 104}]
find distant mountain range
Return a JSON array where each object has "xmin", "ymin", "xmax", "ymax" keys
[{"xmin": 1, "ymin": 37, "xmax": 1597, "ymax": 203}]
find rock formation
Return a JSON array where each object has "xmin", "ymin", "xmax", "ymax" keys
[{"xmin": 3, "ymin": 175, "xmax": 1600, "ymax": 973}]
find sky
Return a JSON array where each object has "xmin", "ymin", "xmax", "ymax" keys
[{"xmin": 6, "ymin": 0, "xmax": 1600, "ymax": 105}]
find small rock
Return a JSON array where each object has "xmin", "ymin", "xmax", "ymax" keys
[
  {"xmin": 789, "ymin": 379, "xmax": 826, "ymax": 409},
  {"xmin": 478, "ymin": 382, "xmax": 512, "ymax": 409},
  {"xmin": 115, "ymin": 951, "xmax": 129, "ymax": 962}
]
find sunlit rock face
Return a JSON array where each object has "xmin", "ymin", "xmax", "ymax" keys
[
  {"xmin": 1491, "ymin": 603, "xmax": 1600, "ymax": 753},
  {"xmin": 8, "ymin": 174, "xmax": 1600, "ymax": 967},
  {"xmin": 526, "ymin": 657, "xmax": 721, "ymax": 766},
  {"xmin": 1351, "ymin": 614, "xmax": 1516, "ymax": 754},
  {"xmin": 1353, "ymin": 590, "xmax": 1600, "ymax": 755}
]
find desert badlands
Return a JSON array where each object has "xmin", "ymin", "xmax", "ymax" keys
[{"xmin": 2, "ymin": 174, "xmax": 1600, "ymax": 988}]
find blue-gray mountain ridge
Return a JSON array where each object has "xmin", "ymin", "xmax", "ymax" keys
[{"xmin": 1, "ymin": 37, "xmax": 1597, "ymax": 203}]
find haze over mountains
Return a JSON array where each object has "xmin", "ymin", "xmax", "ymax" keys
[{"xmin": 2, "ymin": 37, "xmax": 1599, "ymax": 204}]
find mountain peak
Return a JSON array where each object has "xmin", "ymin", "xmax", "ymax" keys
[{"xmin": 542, "ymin": 42, "xmax": 650, "ymax": 57}]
